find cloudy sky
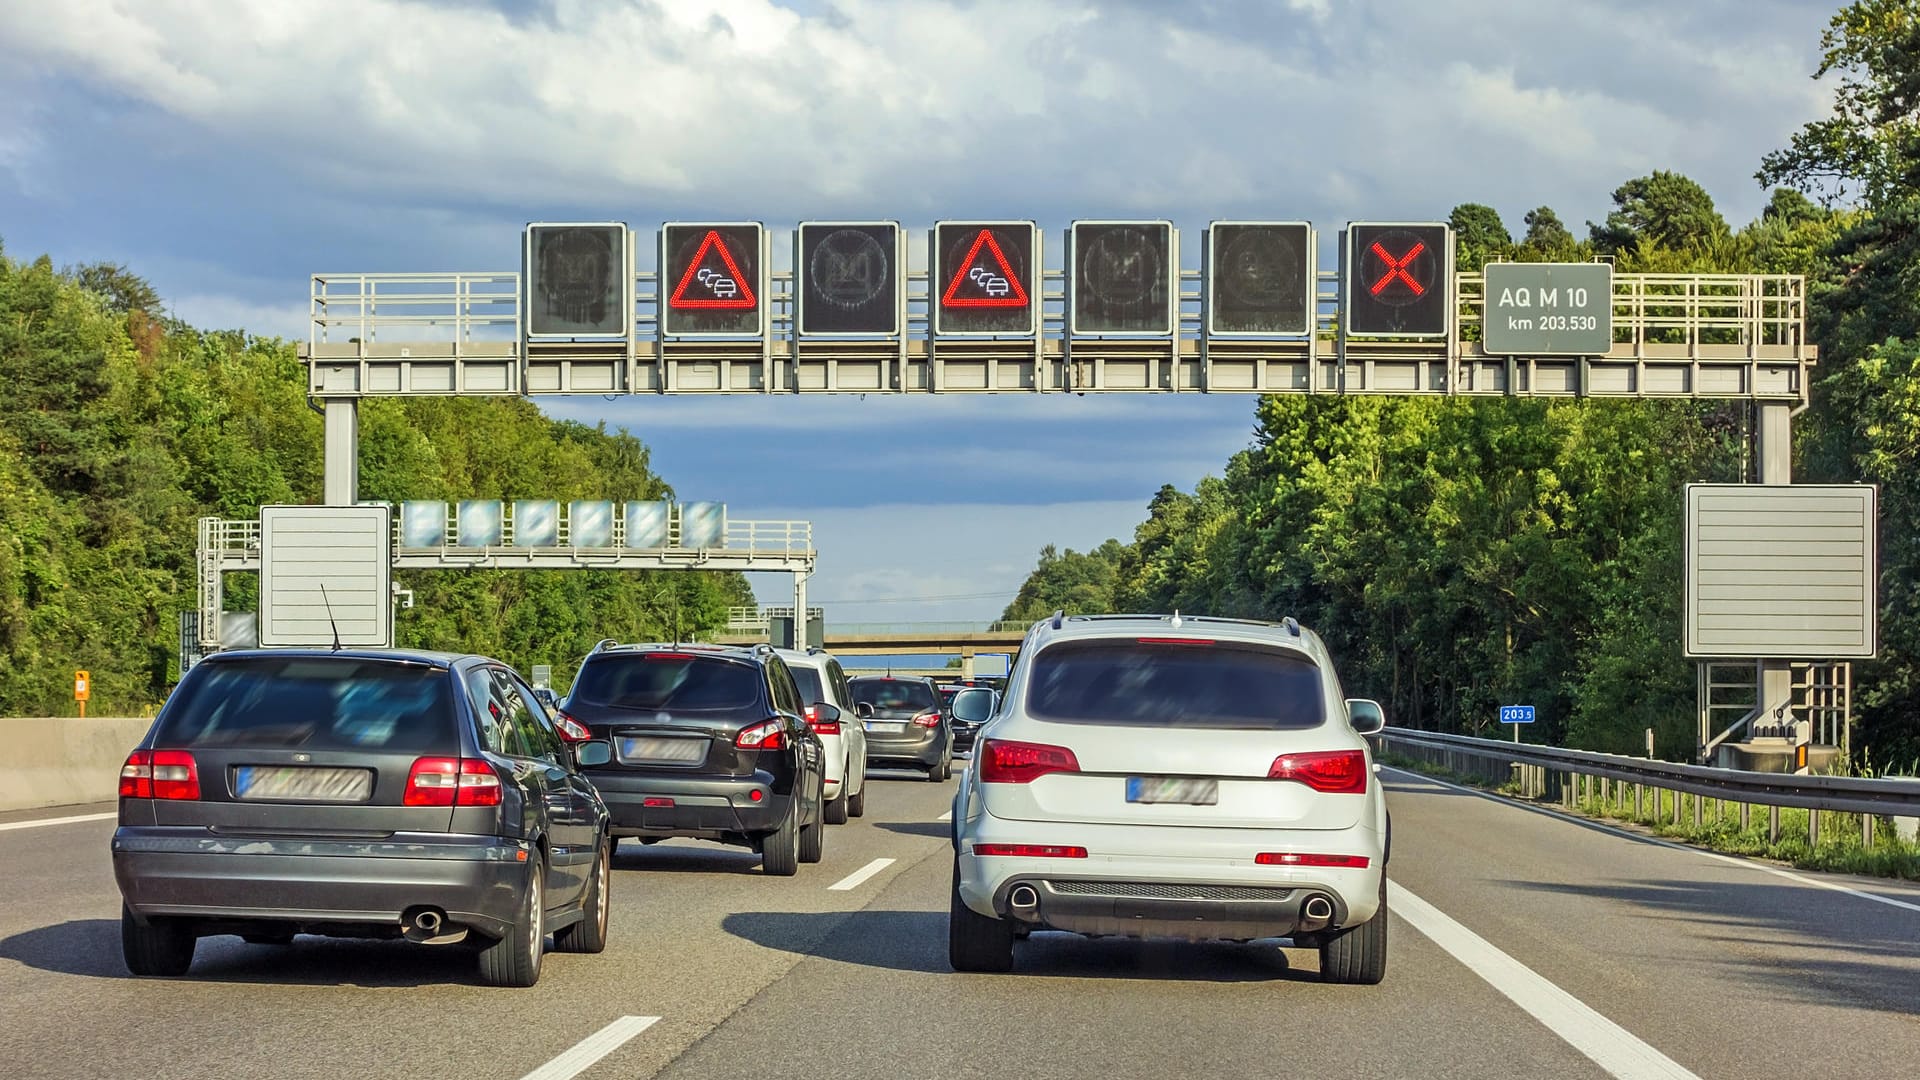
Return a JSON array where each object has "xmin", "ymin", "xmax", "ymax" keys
[{"xmin": 0, "ymin": 0, "xmax": 1836, "ymax": 625}]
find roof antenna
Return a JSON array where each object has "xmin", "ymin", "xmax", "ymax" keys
[
  {"xmin": 1170, "ymin": 609, "xmax": 1182, "ymax": 629},
  {"xmin": 319, "ymin": 584, "xmax": 343, "ymax": 652}
]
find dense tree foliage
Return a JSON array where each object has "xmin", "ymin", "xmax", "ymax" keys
[
  {"xmin": 0, "ymin": 246, "xmax": 748, "ymax": 715},
  {"xmin": 1005, "ymin": 1, "xmax": 1920, "ymax": 763}
]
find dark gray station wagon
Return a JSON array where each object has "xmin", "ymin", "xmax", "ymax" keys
[{"xmin": 112, "ymin": 649, "xmax": 613, "ymax": 987}]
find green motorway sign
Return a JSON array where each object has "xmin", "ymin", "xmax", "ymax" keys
[{"xmin": 1483, "ymin": 263, "xmax": 1612, "ymax": 357}]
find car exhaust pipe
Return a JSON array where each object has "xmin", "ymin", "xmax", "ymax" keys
[
  {"xmin": 1007, "ymin": 884, "xmax": 1040, "ymax": 920},
  {"xmin": 1298, "ymin": 894, "xmax": 1335, "ymax": 933},
  {"xmin": 402, "ymin": 907, "xmax": 449, "ymax": 943}
]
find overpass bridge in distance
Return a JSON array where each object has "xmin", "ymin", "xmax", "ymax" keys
[{"xmin": 717, "ymin": 610, "xmax": 1027, "ymax": 676}]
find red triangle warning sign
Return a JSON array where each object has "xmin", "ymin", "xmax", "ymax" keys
[
  {"xmin": 669, "ymin": 230, "xmax": 758, "ymax": 309},
  {"xmin": 942, "ymin": 229, "xmax": 1030, "ymax": 309}
]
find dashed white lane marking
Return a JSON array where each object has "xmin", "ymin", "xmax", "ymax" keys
[
  {"xmin": 520, "ymin": 1015, "xmax": 660, "ymax": 1080},
  {"xmin": 0, "ymin": 812, "xmax": 115, "ymax": 833},
  {"xmin": 827, "ymin": 858, "xmax": 896, "ymax": 892},
  {"xmin": 937, "ymin": 810, "xmax": 953, "ymax": 822},
  {"xmin": 1389, "ymin": 880, "xmax": 1700, "ymax": 1080},
  {"xmin": 1382, "ymin": 766, "xmax": 1920, "ymax": 915}
]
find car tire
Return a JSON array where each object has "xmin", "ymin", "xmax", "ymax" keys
[
  {"xmin": 478, "ymin": 858, "xmax": 545, "ymax": 987},
  {"xmin": 847, "ymin": 780, "xmax": 866, "ymax": 819},
  {"xmin": 1318, "ymin": 879, "xmax": 1388, "ymax": 985},
  {"xmin": 928, "ymin": 756, "xmax": 948, "ymax": 783},
  {"xmin": 798, "ymin": 784, "xmax": 826, "ymax": 864},
  {"xmin": 761, "ymin": 797, "xmax": 800, "ymax": 877},
  {"xmin": 553, "ymin": 838, "xmax": 610, "ymax": 955},
  {"xmin": 948, "ymin": 861, "xmax": 1014, "ymax": 973},
  {"xmin": 825, "ymin": 768, "xmax": 850, "ymax": 825},
  {"xmin": 122, "ymin": 905, "xmax": 195, "ymax": 977}
]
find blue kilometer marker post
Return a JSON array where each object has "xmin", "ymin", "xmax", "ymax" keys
[{"xmin": 1500, "ymin": 704, "xmax": 1536, "ymax": 742}]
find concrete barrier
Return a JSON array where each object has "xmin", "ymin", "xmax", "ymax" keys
[{"xmin": 1, "ymin": 717, "xmax": 154, "ymax": 813}]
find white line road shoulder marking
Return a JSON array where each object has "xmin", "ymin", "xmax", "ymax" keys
[
  {"xmin": 0, "ymin": 812, "xmax": 116, "ymax": 833},
  {"xmin": 1381, "ymin": 766, "xmax": 1920, "ymax": 915},
  {"xmin": 1389, "ymin": 880, "xmax": 1700, "ymax": 1080},
  {"xmin": 937, "ymin": 810, "xmax": 953, "ymax": 822},
  {"xmin": 521, "ymin": 1016, "xmax": 660, "ymax": 1080},
  {"xmin": 828, "ymin": 857, "xmax": 896, "ymax": 892}
]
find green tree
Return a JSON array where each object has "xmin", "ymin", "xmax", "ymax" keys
[
  {"xmin": 1448, "ymin": 203, "xmax": 1512, "ymax": 271},
  {"xmin": 1588, "ymin": 171, "xmax": 1730, "ymax": 253},
  {"xmin": 1520, "ymin": 207, "xmax": 1577, "ymax": 258}
]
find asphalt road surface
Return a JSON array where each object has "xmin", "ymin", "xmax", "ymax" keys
[{"xmin": 3, "ymin": 765, "xmax": 1917, "ymax": 1080}]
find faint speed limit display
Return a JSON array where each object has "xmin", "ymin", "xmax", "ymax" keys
[
  {"xmin": 524, "ymin": 223, "xmax": 630, "ymax": 337},
  {"xmin": 1070, "ymin": 221, "xmax": 1175, "ymax": 336},
  {"xmin": 662, "ymin": 222, "xmax": 766, "ymax": 337},
  {"xmin": 797, "ymin": 222, "xmax": 901, "ymax": 336},
  {"xmin": 1206, "ymin": 222, "xmax": 1314, "ymax": 337}
]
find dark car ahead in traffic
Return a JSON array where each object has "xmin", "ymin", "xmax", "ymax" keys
[
  {"xmin": 560, "ymin": 642, "xmax": 829, "ymax": 876},
  {"xmin": 113, "ymin": 649, "xmax": 613, "ymax": 987},
  {"xmin": 850, "ymin": 675, "xmax": 952, "ymax": 781},
  {"xmin": 935, "ymin": 682, "xmax": 996, "ymax": 753}
]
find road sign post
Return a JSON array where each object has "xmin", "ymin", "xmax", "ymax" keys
[
  {"xmin": 1483, "ymin": 263, "xmax": 1613, "ymax": 356},
  {"xmin": 1500, "ymin": 704, "xmax": 1535, "ymax": 742},
  {"xmin": 74, "ymin": 670, "xmax": 90, "ymax": 718}
]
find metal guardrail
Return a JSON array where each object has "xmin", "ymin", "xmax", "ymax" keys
[{"xmin": 1377, "ymin": 727, "xmax": 1920, "ymax": 844}]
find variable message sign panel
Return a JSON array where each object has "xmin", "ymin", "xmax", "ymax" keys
[
  {"xmin": 1071, "ymin": 221, "xmax": 1176, "ymax": 336},
  {"xmin": 797, "ymin": 222, "xmax": 903, "ymax": 336},
  {"xmin": 661, "ymin": 222, "xmax": 767, "ymax": 337},
  {"xmin": 1206, "ymin": 222, "xmax": 1314, "ymax": 337},
  {"xmin": 259, "ymin": 505, "xmax": 392, "ymax": 648},
  {"xmin": 1344, "ymin": 222, "xmax": 1450, "ymax": 338},
  {"xmin": 1484, "ymin": 263, "xmax": 1613, "ymax": 356},
  {"xmin": 933, "ymin": 221, "xmax": 1039, "ymax": 336},
  {"xmin": 524, "ymin": 223, "xmax": 632, "ymax": 337},
  {"xmin": 1685, "ymin": 484, "xmax": 1878, "ymax": 659}
]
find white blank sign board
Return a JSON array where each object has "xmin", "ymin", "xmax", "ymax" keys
[
  {"xmin": 259, "ymin": 505, "xmax": 393, "ymax": 648},
  {"xmin": 1684, "ymin": 484, "xmax": 1876, "ymax": 659}
]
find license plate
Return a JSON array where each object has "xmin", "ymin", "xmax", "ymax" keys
[
  {"xmin": 865, "ymin": 722, "xmax": 907, "ymax": 734},
  {"xmin": 1126, "ymin": 777, "xmax": 1219, "ymax": 805},
  {"xmin": 234, "ymin": 766, "xmax": 373, "ymax": 803},
  {"xmin": 619, "ymin": 737, "xmax": 707, "ymax": 765}
]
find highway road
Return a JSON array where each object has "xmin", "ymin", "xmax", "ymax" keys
[{"xmin": 2, "ymin": 767, "xmax": 1917, "ymax": 1079}]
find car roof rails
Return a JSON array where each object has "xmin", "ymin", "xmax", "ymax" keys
[
  {"xmin": 591, "ymin": 638, "xmax": 619, "ymax": 653},
  {"xmin": 1283, "ymin": 616, "xmax": 1301, "ymax": 637},
  {"xmin": 1050, "ymin": 609, "xmax": 1065, "ymax": 630}
]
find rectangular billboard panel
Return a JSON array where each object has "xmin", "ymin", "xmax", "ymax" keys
[
  {"xmin": 1684, "ymin": 484, "xmax": 1877, "ymax": 658},
  {"xmin": 524, "ymin": 223, "xmax": 632, "ymax": 337},
  {"xmin": 259, "ymin": 505, "xmax": 393, "ymax": 648}
]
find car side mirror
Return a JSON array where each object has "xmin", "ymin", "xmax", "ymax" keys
[
  {"xmin": 532, "ymin": 688, "xmax": 557, "ymax": 708},
  {"xmin": 574, "ymin": 741, "xmax": 612, "ymax": 768},
  {"xmin": 950, "ymin": 687, "xmax": 995, "ymax": 725},
  {"xmin": 855, "ymin": 702, "xmax": 875, "ymax": 719},
  {"xmin": 811, "ymin": 702, "xmax": 841, "ymax": 724},
  {"xmin": 1346, "ymin": 698, "xmax": 1386, "ymax": 736}
]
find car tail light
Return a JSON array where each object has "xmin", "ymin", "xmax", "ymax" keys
[
  {"xmin": 973, "ymin": 843, "xmax": 1087, "ymax": 858},
  {"xmin": 978, "ymin": 739, "xmax": 1080, "ymax": 784},
  {"xmin": 552, "ymin": 710, "xmax": 591, "ymax": 743},
  {"xmin": 405, "ymin": 758, "xmax": 503, "ymax": 807},
  {"xmin": 1136, "ymin": 637, "xmax": 1213, "ymax": 645},
  {"xmin": 736, "ymin": 719, "xmax": 787, "ymax": 751},
  {"xmin": 1256, "ymin": 852, "xmax": 1371, "ymax": 868},
  {"xmin": 643, "ymin": 797, "xmax": 675, "ymax": 808},
  {"xmin": 911, "ymin": 710, "xmax": 940, "ymax": 728},
  {"xmin": 1268, "ymin": 750, "xmax": 1368, "ymax": 794},
  {"xmin": 119, "ymin": 750, "xmax": 200, "ymax": 800},
  {"xmin": 645, "ymin": 652, "xmax": 698, "ymax": 661}
]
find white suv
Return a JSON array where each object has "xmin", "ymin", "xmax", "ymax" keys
[
  {"xmin": 947, "ymin": 613, "xmax": 1389, "ymax": 982},
  {"xmin": 778, "ymin": 649, "xmax": 870, "ymax": 823}
]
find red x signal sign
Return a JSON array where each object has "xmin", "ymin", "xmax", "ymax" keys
[
  {"xmin": 1345, "ymin": 222, "xmax": 1450, "ymax": 338},
  {"xmin": 1368, "ymin": 240, "xmax": 1426, "ymax": 297}
]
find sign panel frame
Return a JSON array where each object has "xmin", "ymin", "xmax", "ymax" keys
[
  {"xmin": 258, "ymin": 504, "xmax": 393, "ymax": 648},
  {"xmin": 659, "ymin": 221, "xmax": 770, "ymax": 339},
  {"xmin": 795, "ymin": 220, "xmax": 904, "ymax": 338},
  {"xmin": 1483, "ymin": 262, "xmax": 1614, "ymax": 357},
  {"xmin": 1069, "ymin": 220, "xmax": 1178, "ymax": 338},
  {"xmin": 1343, "ymin": 221, "xmax": 1453, "ymax": 340},
  {"xmin": 1684, "ymin": 484, "xmax": 1878, "ymax": 659},
  {"xmin": 931, "ymin": 220, "xmax": 1041, "ymax": 338},
  {"xmin": 1204, "ymin": 220, "xmax": 1316, "ymax": 338},
  {"xmin": 522, "ymin": 222, "xmax": 634, "ymax": 339}
]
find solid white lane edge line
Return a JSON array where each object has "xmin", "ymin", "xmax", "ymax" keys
[
  {"xmin": 0, "ymin": 811, "xmax": 116, "ymax": 833},
  {"xmin": 520, "ymin": 1015, "xmax": 660, "ymax": 1080},
  {"xmin": 1389, "ymin": 880, "xmax": 1700, "ymax": 1080},
  {"xmin": 827, "ymin": 857, "xmax": 896, "ymax": 892},
  {"xmin": 1381, "ymin": 765, "xmax": 1920, "ymax": 915},
  {"xmin": 937, "ymin": 810, "xmax": 953, "ymax": 822}
]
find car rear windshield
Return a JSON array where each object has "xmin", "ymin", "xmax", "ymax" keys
[
  {"xmin": 1025, "ymin": 639, "xmax": 1326, "ymax": 730},
  {"xmin": 571, "ymin": 654, "xmax": 763, "ymax": 711},
  {"xmin": 850, "ymin": 678, "xmax": 936, "ymax": 711},
  {"xmin": 156, "ymin": 657, "xmax": 458, "ymax": 751},
  {"xmin": 790, "ymin": 666, "xmax": 826, "ymax": 705}
]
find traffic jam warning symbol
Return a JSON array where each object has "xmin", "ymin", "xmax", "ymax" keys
[
  {"xmin": 943, "ymin": 229, "xmax": 1030, "ymax": 309},
  {"xmin": 933, "ymin": 222, "xmax": 1037, "ymax": 336},
  {"xmin": 669, "ymin": 230, "xmax": 758, "ymax": 310}
]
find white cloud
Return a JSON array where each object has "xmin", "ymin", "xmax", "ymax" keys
[{"xmin": 168, "ymin": 292, "xmax": 310, "ymax": 338}]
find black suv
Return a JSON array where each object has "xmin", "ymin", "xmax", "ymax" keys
[
  {"xmin": 560, "ymin": 642, "xmax": 829, "ymax": 876},
  {"xmin": 112, "ymin": 649, "xmax": 612, "ymax": 988}
]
